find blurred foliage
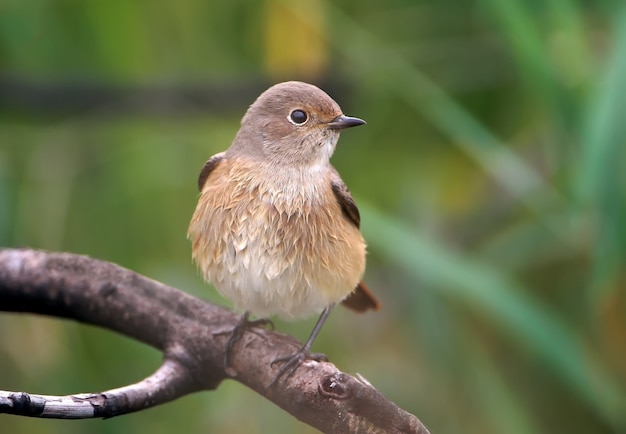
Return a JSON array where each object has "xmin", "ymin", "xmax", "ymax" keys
[{"xmin": 1, "ymin": 0, "xmax": 626, "ymax": 433}]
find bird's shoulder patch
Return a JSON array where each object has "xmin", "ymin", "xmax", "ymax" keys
[
  {"xmin": 330, "ymin": 169, "xmax": 360, "ymax": 228},
  {"xmin": 197, "ymin": 152, "xmax": 226, "ymax": 191}
]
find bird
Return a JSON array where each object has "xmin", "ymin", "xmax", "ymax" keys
[{"xmin": 188, "ymin": 81, "xmax": 379, "ymax": 383}]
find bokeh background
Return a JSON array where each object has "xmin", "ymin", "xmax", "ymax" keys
[{"xmin": 1, "ymin": 0, "xmax": 626, "ymax": 433}]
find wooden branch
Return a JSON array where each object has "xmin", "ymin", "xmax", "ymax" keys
[{"xmin": 0, "ymin": 248, "xmax": 430, "ymax": 433}]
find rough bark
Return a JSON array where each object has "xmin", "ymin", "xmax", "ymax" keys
[{"xmin": 0, "ymin": 248, "xmax": 430, "ymax": 434}]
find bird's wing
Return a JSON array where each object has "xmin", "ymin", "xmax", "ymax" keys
[
  {"xmin": 330, "ymin": 169, "xmax": 361, "ymax": 228},
  {"xmin": 330, "ymin": 169, "xmax": 380, "ymax": 312},
  {"xmin": 197, "ymin": 152, "xmax": 226, "ymax": 191}
]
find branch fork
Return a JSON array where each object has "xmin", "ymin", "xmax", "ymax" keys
[{"xmin": 0, "ymin": 248, "xmax": 429, "ymax": 433}]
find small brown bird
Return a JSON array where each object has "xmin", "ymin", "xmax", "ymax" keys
[{"xmin": 188, "ymin": 81, "xmax": 379, "ymax": 381}]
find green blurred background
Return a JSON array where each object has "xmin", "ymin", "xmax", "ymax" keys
[{"xmin": 1, "ymin": 0, "xmax": 625, "ymax": 433}]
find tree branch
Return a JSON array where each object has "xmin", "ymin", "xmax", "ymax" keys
[{"xmin": 0, "ymin": 248, "xmax": 429, "ymax": 433}]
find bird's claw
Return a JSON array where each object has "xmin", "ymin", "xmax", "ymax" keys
[
  {"xmin": 268, "ymin": 348, "xmax": 328, "ymax": 388},
  {"xmin": 214, "ymin": 312, "xmax": 274, "ymax": 372}
]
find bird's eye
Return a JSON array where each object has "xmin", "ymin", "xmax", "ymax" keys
[{"xmin": 289, "ymin": 109, "xmax": 308, "ymax": 125}]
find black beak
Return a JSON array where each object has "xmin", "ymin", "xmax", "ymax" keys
[{"xmin": 328, "ymin": 115, "xmax": 366, "ymax": 129}]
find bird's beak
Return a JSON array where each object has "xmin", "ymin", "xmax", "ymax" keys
[{"xmin": 328, "ymin": 115, "xmax": 366, "ymax": 130}]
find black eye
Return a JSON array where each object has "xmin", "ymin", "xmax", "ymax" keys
[{"xmin": 289, "ymin": 109, "xmax": 308, "ymax": 125}]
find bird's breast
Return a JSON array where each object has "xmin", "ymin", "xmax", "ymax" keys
[{"xmin": 188, "ymin": 160, "xmax": 366, "ymax": 319}]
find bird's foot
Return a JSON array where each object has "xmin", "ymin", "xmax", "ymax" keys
[
  {"xmin": 268, "ymin": 347, "xmax": 328, "ymax": 387},
  {"xmin": 214, "ymin": 312, "xmax": 274, "ymax": 374}
]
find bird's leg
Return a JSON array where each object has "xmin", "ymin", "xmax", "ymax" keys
[
  {"xmin": 214, "ymin": 311, "xmax": 274, "ymax": 371},
  {"xmin": 268, "ymin": 304, "xmax": 335, "ymax": 387}
]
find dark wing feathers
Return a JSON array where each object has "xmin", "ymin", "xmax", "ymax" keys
[
  {"xmin": 330, "ymin": 170, "xmax": 360, "ymax": 229},
  {"xmin": 330, "ymin": 168, "xmax": 380, "ymax": 313},
  {"xmin": 197, "ymin": 152, "xmax": 226, "ymax": 191}
]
